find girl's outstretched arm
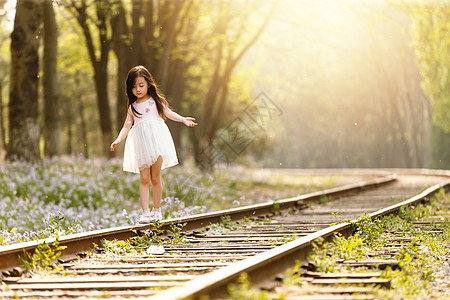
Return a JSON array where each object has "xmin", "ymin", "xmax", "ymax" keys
[
  {"xmin": 164, "ymin": 106, "xmax": 197, "ymax": 127},
  {"xmin": 110, "ymin": 109, "xmax": 134, "ymax": 151}
]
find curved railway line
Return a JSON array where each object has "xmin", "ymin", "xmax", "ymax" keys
[{"xmin": 0, "ymin": 169, "xmax": 449, "ymax": 299}]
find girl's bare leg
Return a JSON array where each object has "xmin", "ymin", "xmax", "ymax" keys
[
  {"xmin": 139, "ymin": 167, "xmax": 151, "ymax": 210},
  {"xmin": 150, "ymin": 156, "xmax": 164, "ymax": 209}
]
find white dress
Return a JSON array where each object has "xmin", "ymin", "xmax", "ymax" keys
[{"xmin": 123, "ymin": 98, "xmax": 178, "ymax": 173}]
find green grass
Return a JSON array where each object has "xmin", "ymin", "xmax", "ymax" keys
[{"xmin": 278, "ymin": 189, "xmax": 450, "ymax": 299}]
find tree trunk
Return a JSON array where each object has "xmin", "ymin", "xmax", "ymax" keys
[
  {"xmin": 94, "ymin": 67, "xmax": 112, "ymax": 157},
  {"xmin": 65, "ymin": 95, "xmax": 72, "ymax": 155},
  {"xmin": 0, "ymin": 81, "xmax": 5, "ymax": 159},
  {"xmin": 196, "ymin": 3, "xmax": 275, "ymax": 170},
  {"xmin": 78, "ymin": 98, "xmax": 88, "ymax": 158},
  {"xmin": 115, "ymin": 53, "xmax": 129, "ymax": 139},
  {"xmin": 8, "ymin": 0, "xmax": 43, "ymax": 161},
  {"xmin": 131, "ymin": 0, "xmax": 143, "ymax": 65},
  {"xmin": 111, "ymin": 0, "xmax": 189, "ymax": 159},
  {"xmin": 143, "ymin": 0, "xmax": 154, "ymax": 67},
  {"xmin": 111, "ymin": 1, "xmax": 131, "ymax": 129},
  {"xmin": 166, "ymin": 57, "xmax": 188, "ymax": 162},
  {"xmin": 157, "ymin": 1, "xmax": 183, "ymax": 85},
  {"xmin": 43, "ymin": 0, "xmax": 60, "ymax": 157},
  {"xmin": 73, "ymin": 0, "xmax": 113, "ymax": 157},
  {"xmin": 110, "ymin": 1, "xmax": 136, "ymax": 157}
]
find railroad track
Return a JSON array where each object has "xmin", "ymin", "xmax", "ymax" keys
[
  {"xmin": 275, "ymin": 219, "xmax": 449, "ymax": 300},
  {"xmin": 0, "ymin": 170, "xmax": 448, "ymax": 299}
]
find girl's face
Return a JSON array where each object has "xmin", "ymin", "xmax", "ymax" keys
[{"xmin": 132, "ymin": 76, "xmax": 149, "ymax": 101}]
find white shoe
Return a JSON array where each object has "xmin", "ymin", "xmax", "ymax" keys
[
  {"xmin": 138, "ymin": 212, "xmax": 151, "ymax": 224},
  {"xmin": 150, "ymin": 209, "xmax": 162, "ymax": 221}
]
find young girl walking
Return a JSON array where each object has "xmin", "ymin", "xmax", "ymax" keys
[{"xmin": 110, "ymin": 65, "xmax": 197, "ymax": 224}]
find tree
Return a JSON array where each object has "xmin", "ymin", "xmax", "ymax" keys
[
  {"xmin": 43, "ymin": 0, "xmax": 60, "ymax": 157},
  {"xmin": 428, "ymin": 125, "xmax": 450, "ymax": 169},
  {"xmin": 410, "ymin": 0, "xmax": 450, "ymax": 133},
  {"xmin": 110, "ymin": 0, "xmax": 133, "ymax": 138},
  {"xmin": 253, "ymin": 0, "xmax": 430, "ymax": 168},
  {"xmin": 110, "ymin": 0, "xmax": 195, "ymax": 159},
  {"xmin": 8, "ymin": 0, "xmax": 43, "ymax": 161},
  {"xmin": 56, "ymin": 6, "xmax": 95, "ymax": 157},
  {"xmin": 195, "ymin": 1, "xmax": 277, "ymax": 169},
  {"xmin": 409, "ymin": 0, "xmax": 450, "ymax": 169},
  {"xmin": 0, "ymin": 0, "xmax": 10, "ymax": 160},
  {"xmin": 68, "ymin": 0, "xmax": 115, "ymax": 157}
]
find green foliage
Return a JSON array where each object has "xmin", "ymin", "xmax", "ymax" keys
[
  {"xmin": 308, "ymin": 237, "xmax": 337, "ymax": 273},
  {"xmin": 428, "ymin": 125, "xmax": 450, "ymax": 169},
  {"xmin": 332, "ymin": 233, "xmax": 367, "ymax": 260},
  {"xmin": 146, "ymin": 221, "xmax": 166, "ymax": 245},
  {"xmin": 20, "ymin": 238, "xmax": 67, "ymax": 272},
  {"xmin": 330, "ymin": 212, "xmax": 344, "ymax": 224},
  {"xmin": 379, "ymin": 214, "xmax": 414, "ymax": 234},
  {"xmin": 226, "ymin": 273, "xmax": 285, "ymax": 300},
  {"xmin": 99, "ymin": 222, "xmax": 188, "ymax": 255},
  {"xmin": 310, "ymin": 232, "xmax": 369, "ymax": 267},
  {"xmin": 319, "ymin": 195, "xmax": 329, "ymax": 204},
  {"xmin": 102, "ymin": 224, "xmax": 190, "ymax": 253},
  {"xmin": 410, "ymin": 0, "xmax": 450, "ymax": 132},
  {"xmin": 281, "ymin": 261, "xmax": 304, "ymax": 286},
  {"xmin": 305, "ymin": 190, "xmax": 450, "ymax": 299},
  {"xmin": 378, "ymin": 233, "xmax": 447, "ymax": 299},
  {"xmin": 398, "ymin": 201, "xmax": 432, "ymax": 221},
  {"xmin": 272, "ymin": 200, "xmax": 280, "ymax": 215},
  {"xmin": 219, "ymin": 215, "xmax": 243, "ymax": 231},
  {"xmin": 350, "ymin": 213, "xmax": 384, "ymax": 246},
  {"xmin": 3, "ymin": 0, "xmax": 444, "ymax": 168},
  {"xmin": 165, "ymin": 222, "xmax": 188, "ymax": 244},
  {"xmin": 206, "ymin": 215, "xmax": 240, "ymax": 234},
  {"xmin": 100, "ymin": 238, "xmax": 136, "ymax": 255}
]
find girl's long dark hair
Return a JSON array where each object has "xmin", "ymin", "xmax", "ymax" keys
[{"xmin": 125, "ymin": 65, "xmax": 169, "ymax": 119}]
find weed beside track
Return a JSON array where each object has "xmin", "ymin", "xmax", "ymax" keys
[{"xmin": 268, "ymin": 189, "xmax": 449, "ymax": 299}]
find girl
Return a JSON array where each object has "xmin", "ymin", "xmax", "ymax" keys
[{"xmin": 110, "ymin": 65, "xmax": 197, "ymax": 224}]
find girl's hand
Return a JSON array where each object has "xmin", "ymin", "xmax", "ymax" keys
[
  {"xmin": 110, "ymin": 140, "xmax": 120, "ymax": 152},
  {"xmin": 183, "ymin": 117, "xmax": 197, "ymax": 127}
]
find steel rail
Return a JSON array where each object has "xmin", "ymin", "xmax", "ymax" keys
[
  {"xmin": 151, "ymin": 177, "xmax": 450, "ymax": 300},
  {"xmin": 0, "ymin": 174, "xmax": 397, "ymax": 272},
  {"xmin": 265, "ymin": 168, "xmax": 450, "ymax": 177}
]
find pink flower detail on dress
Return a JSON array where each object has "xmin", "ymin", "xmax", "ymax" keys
[{"xmin": 145, "ymin": 108, "xmax": 150, "ymax": 113}]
